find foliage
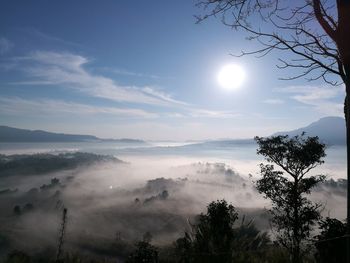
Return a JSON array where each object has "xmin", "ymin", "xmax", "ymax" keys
[
  {"xmin": 315, "ymin": 217, "xmax": 347, "ymax": 263},
  {"xmin": 196, "ymin": 3, "xmax": 350, "ymax": 258},
  {"xmin": 175, "ymin": 200, "xmax": 270, "ymax": 263},
  {"xmin": 255, "ymin": 134, "xmax": 326, "ymax": 263},
  {"xmin": 126, "ymin": 241, "xmax": 159, "ymax": 263}
]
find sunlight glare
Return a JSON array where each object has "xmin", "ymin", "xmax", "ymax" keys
[{"xmin": 217, "ymin": 64, "xmax": 246, "ymax": 90}]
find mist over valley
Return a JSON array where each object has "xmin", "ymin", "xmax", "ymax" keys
[{"xmin": 0, "ymin": 118, "xmax": 346, "ymax": 261}]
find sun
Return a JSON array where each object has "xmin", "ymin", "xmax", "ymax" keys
[{"xmin": 217, "ymin": 64, "xmax": 246, "ymax": 90}]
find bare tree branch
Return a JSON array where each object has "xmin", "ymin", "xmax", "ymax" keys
[{"xmin": 196, "ymin": 0, "xmax": 346, "ymax": 86}]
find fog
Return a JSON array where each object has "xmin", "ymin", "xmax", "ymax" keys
[{"xmin": 0, "ymin": 146, "xmax": 346, "ymax": 260}]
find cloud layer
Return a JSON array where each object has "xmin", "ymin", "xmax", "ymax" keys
[
  {"xmin": 15, "ymin": 51, "xmax": 187, "ymax": 107},
  {"xmin": 6, "ymin": 51, "xmax": 242, "ymax": 121},
  {"xmin": 0, "ymin": 96, "xmax": 158, "ymax": 118}
]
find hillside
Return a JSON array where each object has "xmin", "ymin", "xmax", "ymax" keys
[
  {"xmin": 0, "ymin": 126, "xmax": 145, "ymax": 143},
  {"xmin": 273, "ymin": 116, "xmax": 346, "ymax": 145}
]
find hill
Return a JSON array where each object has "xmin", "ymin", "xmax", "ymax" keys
[
  {"xmin": 180, "ymin": 116, "xmax": 346, "ymax": 148},
  {"xmin": 273, "ymin": 116, "xmax": 345, "ymax": 145},
  {"xmin": 0, "ymin": 126, "xmax": 144, "ymax": 143}
]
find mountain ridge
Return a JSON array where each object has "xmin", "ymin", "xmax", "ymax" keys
[
  {"xmin": 0, "ymin": 125, "xmax": 145, "ymax": 143},
  {"xmin": 0, "ymin": 116, "xmax": 346, "ymax": 145},
  {"xmin": 273, "ymin": 116, "xmax": 345, "ymax": 145}
]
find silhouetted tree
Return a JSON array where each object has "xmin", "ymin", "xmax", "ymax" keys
[
  {"xmin": 175, "ymin": 232, "xmax": 193, "ymax": 263},
  {"xmin": 56, "ymin": 208, "xmax": 67, "ymax": 263},
  {"xmin": 192, "ymin": 200, "xmax": 238, "ymax": 263},
  {"xmin": 255, "ymin": 134, "xmax": 326, "ymax": 263},
  {"xmin": 315, "ymin": 217, "xmax": 347, "ymax": 263},
  {"xmin": 196, "ymin": 1, "xmax": 350, "ymax": 251},
  {"xmin": 175, "ymin": 200, "xmax": 269, "ymax": 263},
  {"xmin": 13, "ymin": 205, "xmax": 21, "ymax": 215},
  {"xmin": 126, "ymin": 241, "xmax": 158, "ymax": 263}
]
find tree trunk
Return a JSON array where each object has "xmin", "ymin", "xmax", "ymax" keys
[
  {"xmin": 345, "ymin": 77, "xmax": 350, "ymax": 263},
  {"xmin": 343, "ymin": 62, "xmax": 350, "ymax": 263},
  {"xmin": 337, "ymin": 2, "xmax": 350, "ymax": 261},
  {"xmin": 292, "ymin": 179, "xmax": 301, "ymax": 263}
]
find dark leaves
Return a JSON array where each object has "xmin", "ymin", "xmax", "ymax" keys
[{"xmin": 255, "ymin": 133, "xmax": 326, "ymax": 262}]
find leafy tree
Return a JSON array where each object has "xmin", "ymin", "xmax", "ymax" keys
[
  {"xmin": 231, "ymin": 217, "xmax": 271, "ymax": 263},
  {"xmin": 175, "ymin": 200, "xmax": 269, "ymax": 263},
  {"xmin": 191, "ymin": 200, "xmax": 238, "ymax": 263},
  {"xmin": 255, "ymin": 134, "xmax": 326, "ymax": 263},
  {"xmin": 195, "ymin": 0, "xmax": 350, "ymax": 247},
  {"xmin": 126, "ymin": 241, "xmax": 158, "ymax": 263},
  {"xmin": 175, "ymin": 232, "xmax": 193, "ymax": 263},
  {"xmin": 315, "ymin": 217, "xmax": 347, "ymax": 263}
]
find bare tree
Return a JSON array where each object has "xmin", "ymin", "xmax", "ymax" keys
[{"xmin": 196, "ymin": 0, "xmax": 350, "ymax": 257}]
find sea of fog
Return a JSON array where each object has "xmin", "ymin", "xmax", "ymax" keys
[
  {"xmin": 0, "ymin": 140, "xmax": 347, "ymax": 258},
  {"xmin": 0, "ymin": 140, "xmax": 346, "ymax": 180}
]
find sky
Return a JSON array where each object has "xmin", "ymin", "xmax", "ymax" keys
[{"xmin": 0, "ymin": 0, "xmax": 345, "ymax": 140}]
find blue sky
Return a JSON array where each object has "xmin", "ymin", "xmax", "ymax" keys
[{"xmin": 0, "ymin": 0, "xmax": 345, "ymax": 140}]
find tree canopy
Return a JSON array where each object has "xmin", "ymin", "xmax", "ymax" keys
[
  {"xmin": 255, "ymin": 134, "xmax": 326, "ymax": 263},
  {"xmin": 175, "ymin": 200, "xmax": 269, "ymax": 263}
]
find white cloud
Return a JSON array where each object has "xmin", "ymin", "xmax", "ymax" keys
[
  {"xmin": 263, "ymin": 99, "xmax": 285, "ymax": 105},
  {"xmin": 277, "ymin": 85, "xmax": 345, "ymax": 116},
  {"xmin": 0, "ymin": 97, "xmax": 158, "ymax": 118},
  {"xmin": 105, "ymin": 68, "xmax": 163, "ymax": 80},
  {"xmin": 0, "ymin": 37, "xmax": 13, "ymax": 55},
  {"xmin": 161, "ymin": 109, "xmax": 241, "ymax": 119},
  {"xmin": 142, "ymin": 87, "xmax": 190, "ymax": 106},
  {"xmin": 14, "ymin": 51, "xmax": 187, "ymax": 107},
  {"xmin": 8, "ymin": 50, "xmax": 246, "ymax": 120},
  {"xmin": 189, "ymin": 109, "xmax": 241, "ymax": 118}
]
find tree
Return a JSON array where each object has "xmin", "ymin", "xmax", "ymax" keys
[
  {"xmin": 315, "ymin": 217, "xmax": 347, "ymax": 263},
  {"xmin": 175, "ymin": 200, "xmax": 269, "ymax": 263},
  {"xmin": 254, "ymin": 134, "xmax": 326, "ymax": 263},
  {"xmin": 126, "ymin": 241, "xmax": 158, "ymax": 263},
  {"xmin": 195, "ymin": 0, "xmax": 350, "ymax": 250},
  {"xmin": 56, "ymin": 208, "xmax": 67, "ymax": 263},
  {"xmin": 13, "ymin": 205, "xmax": 21, "ymax": 215},
  {"xmin": 191, "ymin": 200, "xmax": 238, "ymax": 263}
]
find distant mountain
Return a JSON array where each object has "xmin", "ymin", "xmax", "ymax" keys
[
  {"xmin": 181, "ymin": 116, "xmax": 345, "ymax": 149},
  {"xmin": 0, "ymin": 126, "xmax": 145, "ymax": 143},
  {"xmin": 186, "ymin": 138, "xmax": 255, "ymax": 148},
  {"xmin": 0, "ymin": 126, "xmax": 99, "ymax": 142},
  {"xmin": 273, "ymin": 116, "xmax": 346, "ymax": 145}
]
